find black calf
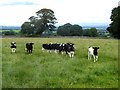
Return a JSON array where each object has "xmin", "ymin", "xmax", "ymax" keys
[{"xmin": 26, "ymin": 42, "xmax": 34, "ymax": 54}]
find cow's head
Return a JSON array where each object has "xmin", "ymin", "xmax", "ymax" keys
[
  {"xmin": 11, "ymin": 42, "xmax": 16, "ymax": 46},
  {"xmin": 30, "ymin": 42, "xmax": 34, "ymax": 45}
]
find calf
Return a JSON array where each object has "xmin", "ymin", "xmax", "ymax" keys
[
  {"xmin": 10, "ymin": 42, "xmax": 16, "ymax": 53},
  {"xmin": 64, "ymin": 43, "xmax": 75, "ymax": 58},
  {"xmin": 88, "ymin": 46, "xmax": 99, "ymax": 62},
  {"xmin": 26, "ymin": 42, "xmax": 34, "ymax": 54}
]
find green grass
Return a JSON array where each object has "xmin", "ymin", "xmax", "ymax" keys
[
  {"xmin": 2, "ymin": 38, "xmax": 118, "ymax": 88},
  {"xmin": 0, "ymin": 30, "xmax": 20, "ymax": 33},
  {"xmin": 0, "ymin": 38, "xmax": 2, "ymax": 89}
]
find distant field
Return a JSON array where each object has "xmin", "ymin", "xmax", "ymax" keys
[
  {"xmin": 2, "ymin": 38, "xmax": 118, "ymax": 88},
  {"xmin": 0, "ymin": 30, "xmax": 20, "ymax": 33}
]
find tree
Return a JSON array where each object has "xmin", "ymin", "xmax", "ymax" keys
[
  {"xmin": 57, "ymin": 23, "xmax": 83, "ymax": 36},
  {"xmin": 70, "ymin": 24, "xmax": 83, "ymax": 36},
  {"xmin": 2, "ymin": 30, "xmax": 15, "ymax": 35},
  {"xmin": 21, "ymin": 8, "xmax": 57, "ymax": 36},
  {"xmin": 83, "ymin": 28, "xmax": 98, "ymax": 37},
  {"xmin": 35, "ymin": 8, "xmax": 57, "ymax": 35},
  {"xmin": 57, "ymin": 23, "xmax": 72, "ymax": 36},
  {"xmin": 90, "ymin": 28, "xmax": 98, "ymax": 37},
  {"xmin": 107, "ymin": 6, "xmax": 120, "ymax": 39},
  {"xmin": 21, "ymin": 22, "xmax": 34, "ymax": 36}
]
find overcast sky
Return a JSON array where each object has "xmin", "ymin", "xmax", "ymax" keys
[{"xmin": 0, "ymin": 0, "xmax": 119, "ymax": 26}]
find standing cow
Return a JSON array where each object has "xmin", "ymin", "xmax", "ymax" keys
[
  {"xmin": 64, "ymin": 43, "xmax": 75, "ymax": 58},
  {"xmin": 26, "ymin": 42, "xmax": 34, "ymax": 54},
  {"xmin": 10, "ymin": 42, "xmax": 16, "ymax": 53},
  {"xmin": 88, "ymin": 46, "xmax": 99, "ymax": 62}
]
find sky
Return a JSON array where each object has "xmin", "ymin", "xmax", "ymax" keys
[{"xmin": 0, "ymin": 0, "xmax": 119, "ymax": 26}]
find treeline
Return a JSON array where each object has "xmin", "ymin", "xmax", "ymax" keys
[
  {"xmin": 1, "ymin": 5, "xmax": 119, "ymax": 39},
  {"xmin": 0, "ymin": 30, "xmax": 20, "ymax": 36},
  {"xmin": 1, "ymin": 25, "xmax": 110, "ymax": 38},
  {"xmin": 19, "ymin": 8, "xmax": 108, "ymax": 37},
  {"xmin": 57, "ymin": 23, "xmax": 98, "ymax": 37}
]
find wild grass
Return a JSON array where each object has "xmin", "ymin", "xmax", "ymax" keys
[
  {"xmin": 2, "ymin": 38, "xmax": 118, "ymax": 88},
  {"xmin": 0, "ymin": 38, "xmax": 2, "ymax": 89}
]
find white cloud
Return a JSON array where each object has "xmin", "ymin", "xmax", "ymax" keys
[{"xmin": 0, "ymin": 0, "xmax": 119, "ymax": 26}]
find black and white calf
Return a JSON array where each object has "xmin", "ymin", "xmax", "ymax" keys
[
  {"xmin": 64, "ymin": 43, "xmax": 75, "ymax": 58},
  {"xmin": 10, "ymin": 42, "xmax": 16, "ymax": 53},
  {"xmin": 88, "ymin": 46, "xmax": 99, "ymax": 62},
  {"xmin": 26, "ymin": 42, "xmax": 34, "ymax": 54}
]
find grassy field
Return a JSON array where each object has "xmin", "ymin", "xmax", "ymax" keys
[
  {"xmin": 2, "ymin": 38, "xmax": 118, "ymax": 88},
  {"xmin": 0, "ymin": 30, "xmax": 20, "ymax": 33},
  {"xmin": 0, "ymin": 38, "xmax": 2, "ymax": 89}
]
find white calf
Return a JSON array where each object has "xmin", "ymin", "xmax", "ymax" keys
[{"xmin": 88, "ymin": 46, "xmax": 99, "ymax": 62}]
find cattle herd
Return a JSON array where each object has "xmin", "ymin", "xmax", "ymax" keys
[
  {"xmin": 42, "ymin": 43, "xmax": 75, "ymax": 58},
  {"xmin": 10, "ymin": 41, "xmax": 99, "ymax": 62}
]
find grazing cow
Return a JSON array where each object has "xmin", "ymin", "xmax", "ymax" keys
[
  {"xmin": 26, "ymin": 42, "xmax": 34, "ymax": 54},
  {"xmin": 88, "ymin": 46, "xmax": 99, "ymax": 62},
  {"xmin": 10, "ymin": 42, "xmax": 16, "ymax": 53}
]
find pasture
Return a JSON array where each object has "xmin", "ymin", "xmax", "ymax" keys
[{"xmin": 2, "ymin": 38, "xmax": 118, "ymax": 88}]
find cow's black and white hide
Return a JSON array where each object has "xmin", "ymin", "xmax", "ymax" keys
[
  {"xmin": 10, "ymin": 42, "xmax": 16, "ymax": 53},
  {"xmin": 42, "ymin": 43, "xmax": 75, "ymax": 58},
  {"xmin": 64, "ymin": 43, "xmax": 75, "ymax": 58},
  {"xmin": 42, "ymin": 43, "xmax": 60, "ymax": 53},
  {"xmin": 26, "ymin": 42, "xmax": 34, "ymax": 54},
  {"xmin": 88, "ymin": 46, "xmax": 99, "ymax": 62}
]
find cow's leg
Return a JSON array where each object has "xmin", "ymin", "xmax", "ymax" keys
[
  {"xmin": 71, "ymin": 51, "xmax": 74, "ymax": 58},
  {"xmin": 14, "ymin": 48, "xmax": 16, "ymax": 53},
  {"xmin": 61, "ymin": 51, "xmax": 64, "ymax": 55},
  {"xmin": 12, "ymin": 48, "xmax": 16, "ymax": 53},
  {"xmin": 96, "ymin": 56, "xmax": 98, "ymax": 61},
  {"xmin": 11, "ymin": 48, "xmax": 13, "ymax": 53},
  {"xmin": 28, "ymin": 50, "xmax": 29, "ymax": 53},
  {"xmin": 42, "ymin": 48, "xmax": 45, "ymax": 51},
  {"xmin": 54, "ymin": 49, "xmax": 57, "ymax": 53},
  {"xmin": 27, "ymin": 49, "xmax": 29, "ymax": 53},
  {"xmin": 68, "ymin": 52, "xmax": 71, "ymax": 58},
  {"xmin": 93, "ymin": 55, "xmax": 96, "ymax": 62},
  {"xmin": 66, "ymin": 51, "xmax": 67, "ymax": 54},
  {"xmin": 88, "ymin": 53, "xmax": 92, "ymax": 60}
]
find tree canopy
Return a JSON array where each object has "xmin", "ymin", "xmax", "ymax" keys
[
  {"xmin": 21, "ymin": 8, "xmax": 57, "ymax": 36},
  {"xmin": 57, "ymin": 23, "xmax": 83, "ymax": 36},
  {"xmin": 107, "ymin": 6, "xmax": 120, "ymax": 39},
  {"xmin": 83, "ymin": 28, "xmax": 98, "ymax": 37}
]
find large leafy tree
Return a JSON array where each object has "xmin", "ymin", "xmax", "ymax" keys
[
  {"xmin": 35, "ymin": 8, "xmax": 57, "ymax": 34},
  {"xmin": 107, "ymin": 6, "xmax": 120, "ymax": 39},
  {"xmin": 70, "ymin": 24, "xmax": 83, "ymax": 36},
  {"xmin": 21, "ymin": 22, "xmax": 34, "ymax": 36},
  {"xmin": 83, "ymin": 28, "xmax": 98, "ymax": 37},
  {"xmin": 21, "ymin": 8, "xmax": 57, "ymax": 36},
  {"xmin": 57, "ymin": 23, "xmax": 83, "ymax": 36}
]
